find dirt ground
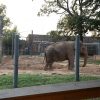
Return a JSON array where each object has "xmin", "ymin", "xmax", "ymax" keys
[{"xmin": 0, "ymin": 55, "xmax": 100, "ymax": 76}]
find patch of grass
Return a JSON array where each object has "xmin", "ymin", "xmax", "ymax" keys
[
  {"xmin": 94, "ymin": 60, "xmax": 100, "ymax": 65},
  {"xmin": 18, "ymin": 74, "xmax": 75, "ymax": 87},
  {"xmin": 0, "ymin": 74, "xmax": 100, "ymax": 90},
  {"xmin": 88, "ymin": 60, "xmax": 100, "ymax": 65},
  {"xmin": 0, "ymin": 75, "xmax": 13, "ymax": 89}
]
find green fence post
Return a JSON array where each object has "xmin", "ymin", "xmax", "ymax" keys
[
  {"xmin": 13, "ymin": 34, "xmax": 19, "ymax": 88},
  {"xmin": 75, "ymin": 35, "xmax": 80, "ymax": 81}
]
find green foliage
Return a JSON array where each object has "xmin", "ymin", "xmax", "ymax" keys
[
  {"xmin": 89, "ymin": 60, "xmax": 100, "ymax": 65},
  {"xmin": 57, "ymin": 14, "xmax": 81, "ymax": 35},
  {"xmin": 38, "ymin": 0, "xmax": 100, "ymax": 41},
  {"xmin": 0, "ymin": 3, "xmax": 20, "ymax": 55},
  {"xmin": 0, "ymin": 74, "xmax": 100, "ymax": 89},
  {"xmin": 0, "ymin": 4, "xmax": 11, "ymax": 29},
  {"xmin": 47, "ymin": 30, "xmax": 62, "ymax": 41},
  {"xmin": 3, "ymin": 27, "xmax": 19, "ymax": 55},
  {"xmin": 38, "ymin": 0, "xmax": 58, "ymax": 16}
]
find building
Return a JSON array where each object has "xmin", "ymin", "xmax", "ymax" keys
[{"xmin": 26, "ymin": 34, "xmax": 100, "ymax": 55}]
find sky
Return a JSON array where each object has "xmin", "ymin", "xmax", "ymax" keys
[{"xmin": 0, "ymin": 0, "xmax": 60, "ymax": 37}]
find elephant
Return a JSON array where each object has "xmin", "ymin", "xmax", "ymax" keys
[{"xmin": 44, "ymin": 41, "xmax": 88, "ymax": 71}]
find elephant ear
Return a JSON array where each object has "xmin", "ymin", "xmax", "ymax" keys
[
  {"xmin": 53, "ymin": 49, "xmax": 59, "ymax": 57},
  {"xmin": 52, "ymin": 49, "xmax": 60, "ymax": 61}
]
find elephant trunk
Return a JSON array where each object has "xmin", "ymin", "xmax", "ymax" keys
[{"xmin": 82, "ymin": 49, "xmax": 88, "ymax": 67}]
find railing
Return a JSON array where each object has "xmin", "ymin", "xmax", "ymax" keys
[{"xmin": 0, "ymin": 80, "xmax": 100, "ymax": 100}]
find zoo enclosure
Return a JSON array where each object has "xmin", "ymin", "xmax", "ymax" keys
[
  {"xmin": 0, "ymin": 17, "xmax": 100, "ymax": 99},
  {"xmin": 1, "ymin": 33, "xmax": 100, "ymax": 88},
  {"xmin": 0, "ymin": 34, "xmax": 100, "ymax": 99}
]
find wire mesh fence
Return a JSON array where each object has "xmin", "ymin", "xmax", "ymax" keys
[
  {"xmin": 1, "ymin": 35, "xmax": 100, "ymax": 72},
  {"xmin": 0, "ymin": 34, "xmax": 100, "ymax": 90},
  {"xmin": 1, "ymin": 35, "xmax": 100, "ymax": 61}
]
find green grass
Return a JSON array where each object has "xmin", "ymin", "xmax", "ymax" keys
[
  {"xmin": 0, "ymin": 74, "xmax": 100, "ymax": 90},
  {"xmin": 94, "ymin": 60, "xmax": 100, "ymax": 65},
  {"xmin": 88, "ymin": 60, "xmax": 100, "ymax": 65}
]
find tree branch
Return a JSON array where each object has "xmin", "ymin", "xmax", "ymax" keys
[
  {"xmin": 65, "ymin": 0, "xmax": 73, "ymax": 16},
  {"xmin": 57, "ymin": 0, "xmax": 73, "ymax": 16},
  {"xmin": 72, "ymin": 0, "xmax": 77, "ymax": 14},
  {"xmin": 79, "ymin": 0, "xmax": 82, "ymax": 15},
  {"xmin": 53, "ymin": 10, "xmax": 66, "ymax": 14}
]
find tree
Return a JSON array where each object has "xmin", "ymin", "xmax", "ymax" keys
[
  {"xmin": 47, "ymin": 30, "xmax": 62, "ymax": 41},
  {"xmin": 0, "ymin": 4, "xmax": 19, "ymax": 55},
  {"xmin": 3, "ymin": 27, "xmax": 18, "ymax": 55},
  {"xmin": 0, "ymin": 4, "xmax": 11, "ymax": 30},
  {"xmin": 57, "ymin": 15, "xmax": 76, "ymax": 36},
  {"xmin": 37, "ymin": 0, "xmax": 100, "ymax": 41}
]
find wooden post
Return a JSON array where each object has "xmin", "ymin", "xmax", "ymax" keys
[
  {"xmin": 75, "ymin": 35, "xmax": 80, "ymax": 81},
  {"xmin": 13, "ymin": 34, "xmax": 19, "ymax": 88}
]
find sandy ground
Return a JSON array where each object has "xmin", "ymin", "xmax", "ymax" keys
[{"xmin": 0, "ymin": 55, "xmax": 100, "ymax": 76}]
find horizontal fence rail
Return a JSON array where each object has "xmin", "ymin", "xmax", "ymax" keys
[{"xmin": 0, "ymin": 80, "xmax": 100, "ymax": 100}]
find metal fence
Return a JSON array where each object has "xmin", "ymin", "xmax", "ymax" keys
[
  {"xmin": 0, "ymin": 15, "xmax": 100, "ymax": 100},
  {"xmin": 1, "ymin": 33, "xmax": 100, "ymax": 56},
  {"xmin": 84, "ymin": 42, "xmax": 100, "ymax": 55},
  {"xmin": 1, "ymin": 35, "xmax": 100, "ymax": 99}
]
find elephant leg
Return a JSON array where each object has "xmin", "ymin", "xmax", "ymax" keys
[
  {"xmin": 80, "ymin": 45, "xmax": 88, "ymax": 67},
  {"xmin": 44, "ymin": 56, "xmax": 53, "ymax": 70},
  {"xmin": 48, "ymin": 62, "xmax": 53, "ymax": 71},
  {"xmin": 44, "ymin": 61, "xmax": 51, "ymax": 71},
  {"xmin": 68, "ymin": 55, "xmax": 74, "ymax": 70},
  {"xmin": 82, "ymin": 52, "xmax": 88, "ymax": 67},
  {"xmin": 44, "ymin": 62, "xmax": 53, "ymax": 71}
]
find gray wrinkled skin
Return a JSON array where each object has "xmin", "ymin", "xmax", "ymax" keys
[{"xmin": 44, "ymin": 41, "xmax": 88, "ymax": 71}]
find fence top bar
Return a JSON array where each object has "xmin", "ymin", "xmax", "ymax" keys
[
  {"xmin": 84, "ymin": 43, "xmax": 100, "ymax": 45},
  {"xmin": 0, "ymin": 80, "xmax": 100, "ymax": 99}
]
